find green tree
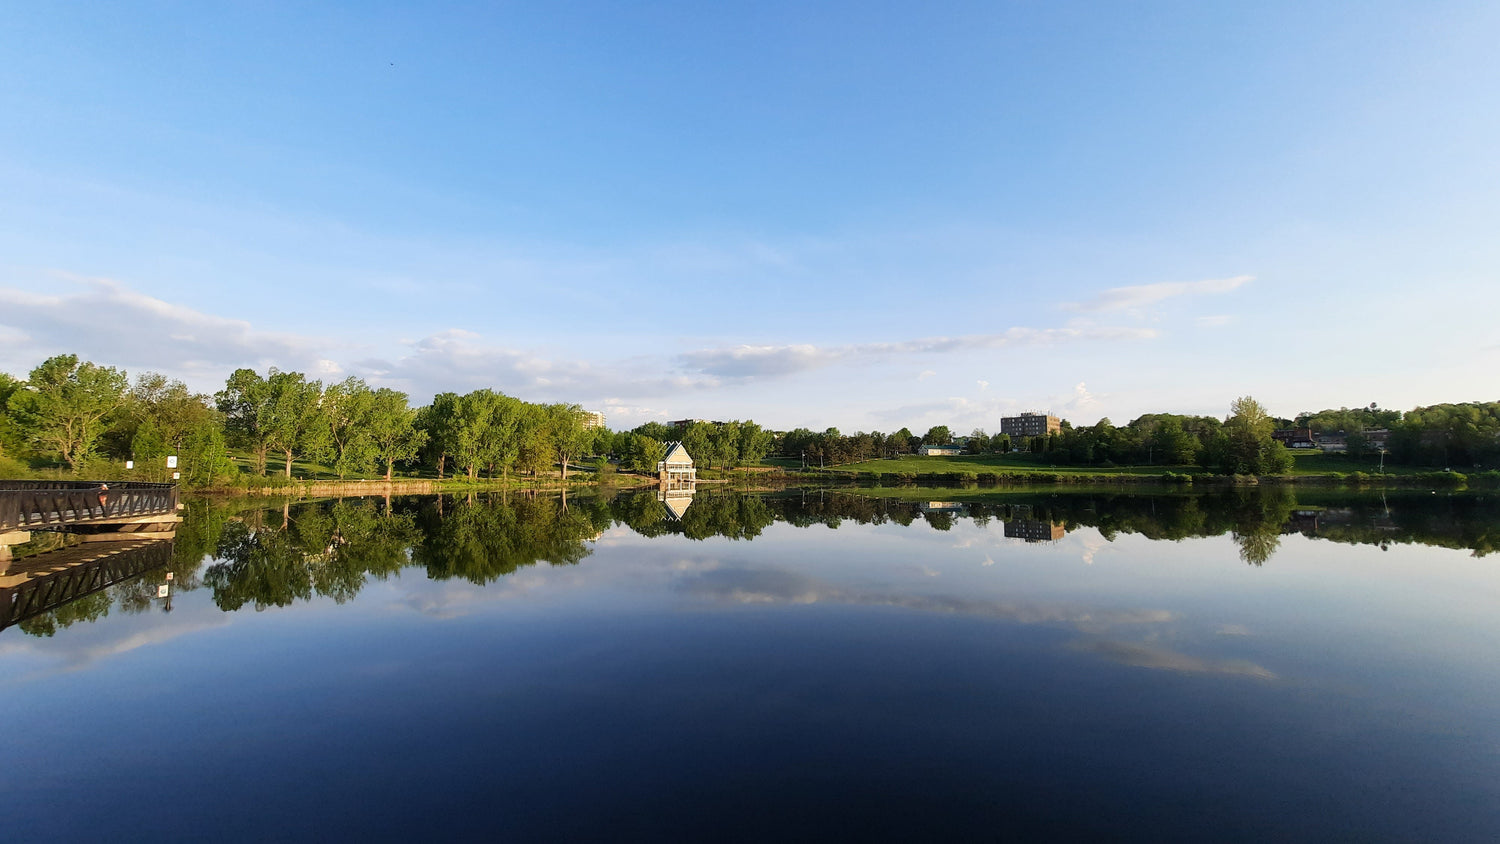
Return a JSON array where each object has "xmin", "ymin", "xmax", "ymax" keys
[
  {"xmin": 452, "ymin": 389, "xmax": 504, "ymax": 481},
  {"xmin": 738, "ymin": 421, "xmax": 774, "ymax": 466},
  {"xmin": 130, "ymin": 417, "xmax": 169, "ymax": 469},
  {"xmin": 629, "ymin": 434, "xmax": 668, "ymax": 473},
  {"xmin": 922, "ymin": 425, "xmax": 952, "ymax": 445},
  {"xmin": 546, "ymin": 403, "xmax": 592, "ymax": 480},
  {"xmin": 1216, "ymin": 396, "xmax": 1293, "ymax": 474},
  {"xmin": 130, "ymin": 372, "xmax": 215, "ymax": 453},
  {"xmin": 367, "ymin": 388, "xmax": 427, "ymax": 481},
  {"xmin": 181, "ymin": 417, "xmax": 237, "ymax": 487},
  {"xmin": 416, "ymin": 392, "xmax": 462, "ymax": 478},
  {"xmin": 7, "ymin": 354, "xmax": 129, "ymax": 471},
  {"xmin": 261, "ymin": 370, "xmax": 325, "ymax": 478},
  {"xmin": 319, "ymin": 377, "xmax": 377, "ymax": 478},
  {"xmin": 216, "ymin": 368, "xmax": 274, "ymax": 475},
  {"xmin": 0, "ymin": 371, "xmax": 23, "ymax": 459}
]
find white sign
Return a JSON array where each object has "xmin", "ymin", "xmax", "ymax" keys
[
  {"xmin": 172, "ymin": 472, "xmax": 181, "ymax": 480},
  {"xmin": 158, "ymin": 584, "xmax": 170, "ymax": 598},
  {"xmin": 125, "ymin": 460, "xmax": 134, "ymax": 469},
  {"xmin": 166, "ymin": 455, "xmax": 178, "ymax": 469},
  {"xmin": 165, "ymin": 572, "xmax": 174, "ymax": 581}
]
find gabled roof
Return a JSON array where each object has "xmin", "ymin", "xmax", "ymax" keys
[{"xmin": 662, "ymin": 441, "xmax": 693, "ymax": 464}]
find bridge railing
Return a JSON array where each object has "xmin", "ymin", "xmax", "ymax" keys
[{"xmin": 0, "ymin": 482, "xmax": 178, "ymax": 531}]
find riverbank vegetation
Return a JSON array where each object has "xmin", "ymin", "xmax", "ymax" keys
[{"xmin": 2, "ymin": 352, "xmax": 1497, "ymax": 492}]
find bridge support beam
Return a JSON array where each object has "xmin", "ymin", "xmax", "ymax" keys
[{"xmin": 0, "ymin": 530, "xmax": 31, "ymax": 565}]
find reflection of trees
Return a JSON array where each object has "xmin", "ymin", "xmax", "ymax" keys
[
  {"xmin": 17, "ymin": 591, "xmax": 112, "ymax": 637},
  {"xmin": 206, "ymin": 500, "xmax": 420, "ymax": 610},
  {"xmin": 1227, "ymin": 487, "xmax": 1296, "ymax": 566},
  {"xmin": 605, "ymin": 492, "xmax": 776, "ymax": 541},
  {"xmin": 922, "ymin": 511, "xmax": 954, "ymax": 531},
  {"xmin": 681, "ymin": 495, "xmax": 775, "ymax": 541},
  {"xmin": 25, "ymin": 485, "xmax": 1499, "ymax": 636},
  {"xmin": 412, "ymin": 493, "xmax": 610, "ymax": 584}
]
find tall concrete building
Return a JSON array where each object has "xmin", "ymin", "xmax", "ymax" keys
[{"xmin": 1000, "ymin": 412, "xmax": 1061, "ymax": 438}]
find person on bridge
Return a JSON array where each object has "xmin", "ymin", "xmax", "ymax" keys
[{"xmin": 97, "ymin": 483, "xmax": 109, "ymax": 513}]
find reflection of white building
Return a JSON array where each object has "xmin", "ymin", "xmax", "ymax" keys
[
  {"xmin": 920, "ymin": 501, "xmax": 967, "ymax": 514},
  {"xmin": 657, "ymin": 487, "xmax": 696, "ymax": 520},
  {"xmin": 918, "ymin": 444, "xmax": 963, "ymax": 456},
  {"xmin": 657, "ymin": 442, "xmax": 696, "ymax": 491}
]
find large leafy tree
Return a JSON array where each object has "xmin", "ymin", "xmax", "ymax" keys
[
  {"xmin": 416, "ymin": 392, "xmax": 462, "ymax": 478},
  {"xmin": 7, "ymin": 354, "xmax": 129, "ymax": 471},
  {"xmin": 546, "ymin": 404, "xmax": 591, "ymax": 480},
  {"xmin": 0, "ymin": 371, "xmax": 23, "ymax": 459},
  {"xmin": 319, "ymin": 377, "xmax": 377, "ymax": 478},
  {"xmin": 261, "ymin": 370, "xmax": 325, "ymax": 478},
  {"xmin": 216, "ymin": 368, "xmax": 275, "ymax": 475},
  {"xmin": 132, "ymin": 372, "xmax": 215, "ymax": 452},
  {"xmin": 1214, "ymin": 396, "xmax": 1293, "ymax": 475},
  {"xmin": 366, "ymin": 388, "xmax": 427, "ymax": 481},
  {"xmin": 922, "ymin": 425, "xmax": 952, "ymax": 445},
  {"xmin": 452, "ymin": 389, "xmax": 503, "ymax": 480}
]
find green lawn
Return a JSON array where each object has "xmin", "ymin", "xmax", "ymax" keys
[
  {"xmin": 819, "ymin": 453, "xmax": 1185, "ymax": 476},
  {"xmin": 817, "ymin": 449, "xmax": 1424, "ymax": 478},
  {"xmin": 1284, "ymin": 449, "xmax": 1422, "ymax": 475}
]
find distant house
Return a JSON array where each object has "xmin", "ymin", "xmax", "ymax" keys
[
  {"xmin": 657, "ymin": 441, "xmax": 696, "ymax": 490},
  {"xmin": 918, "ymin": 444, "xmax": 964, "ymax": 456},
  {"xmin": 1317, "ymin": 432, "xmax": 1348, "ymax": 452},
  {"xmin": 581, "ymin": 410, "xmax": 606, "ymax": 430},
  {"xmin": 1273, "ymin": 428, "xmax": 1317, "ymax": 449}
]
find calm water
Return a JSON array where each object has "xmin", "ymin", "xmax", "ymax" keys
[{"xmin": 3, "ymin": 488, "xmax": 1499, "ymax": 841}]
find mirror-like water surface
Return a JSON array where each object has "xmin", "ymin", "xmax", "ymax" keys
[{"xmin": 4, "ymin": 489, "xmax": 1499, "ymax": 841}]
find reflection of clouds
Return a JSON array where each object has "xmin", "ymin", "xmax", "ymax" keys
[
  {"xmin": 0, "ymin": 613, "xmax": 230, "ymax": 681},
  {"xmin": 1071, "ymin": 639, "xmax": 1276, "ymax": 680},
  {"xmin": 1077, "ymin": 533, "xmax": 1110, "ymax": 565},
  {"xmin": 681, "ymin": 567, "xmax": 1174, "ymax": 628},
  {"xmin": 1216, "ymin": 624, "xmax": 1252, "ymax": 637},
  {"xmin": 678, "ymin": 567, "xmax": 1275, "ymax": 680}
]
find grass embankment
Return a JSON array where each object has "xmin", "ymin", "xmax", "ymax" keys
[{"xmin": 796, "ymin": 449, "xmax": 1491, "ymax": 489}]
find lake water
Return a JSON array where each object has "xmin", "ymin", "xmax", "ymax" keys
[{"xmin": 4, "ymin": 488, "xmax": 1499, "ymax": 841}]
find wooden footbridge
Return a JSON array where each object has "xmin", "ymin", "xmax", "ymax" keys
[
  {"xmin": 0, "ymin": 481, "xmax": 182, "ymax": 633},
  {"xmin": 1, "ymin": 481, "xmax": 180, "ymax": 555}
]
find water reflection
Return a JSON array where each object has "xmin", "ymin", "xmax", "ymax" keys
[
  {"xmin": 6, "ymin": 487, "xmax": 1500, "ymax": 840},
  {"xmin": 5, "ymin": 487, "xmax": 1497, "ymax": 637}
]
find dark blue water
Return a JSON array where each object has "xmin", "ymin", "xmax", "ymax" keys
[{"xmin": 3, "ymin": 490, "xmax": 1498, "ymax": 841}]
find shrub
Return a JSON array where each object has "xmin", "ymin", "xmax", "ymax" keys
[{"xmin": 1415, "ymin": 471, "xmax": 1467, "ymax": 488}]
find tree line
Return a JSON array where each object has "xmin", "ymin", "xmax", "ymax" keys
[{"xmin": 2, "ymin": 352, "xmax": 1496, "ymax": 481}]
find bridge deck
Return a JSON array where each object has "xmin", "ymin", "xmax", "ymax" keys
[{"xmin": 0, "ymin": 482, "xmax": 179, "ymax": 532}]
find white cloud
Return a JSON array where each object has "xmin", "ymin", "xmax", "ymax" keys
[
  {"xmin": 678, "ymin": 326, "xmax": 1157, "ymax": 379},
  {"xmin": 0, "ymin": 273, "xmax": 335, "ymax": 380},
  {"xmin": 1063, "ymin": 275, "xmax": 1253, "ymax": 313},
  {"xmin": 1196, "ymin": 314, "xmax": 1232, "ymax": 327},
  {"xmin": 977, "ymin": 379, "xmax": 990, "ymax": 391},
  {"xmin": 0, "ymin": 274, "xmax": 718, "ymax": 402}
]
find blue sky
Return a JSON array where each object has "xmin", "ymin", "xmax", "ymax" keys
[{"xmin": 2, "ymin": 1, "xmax": 1497, "ymax": 432}]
